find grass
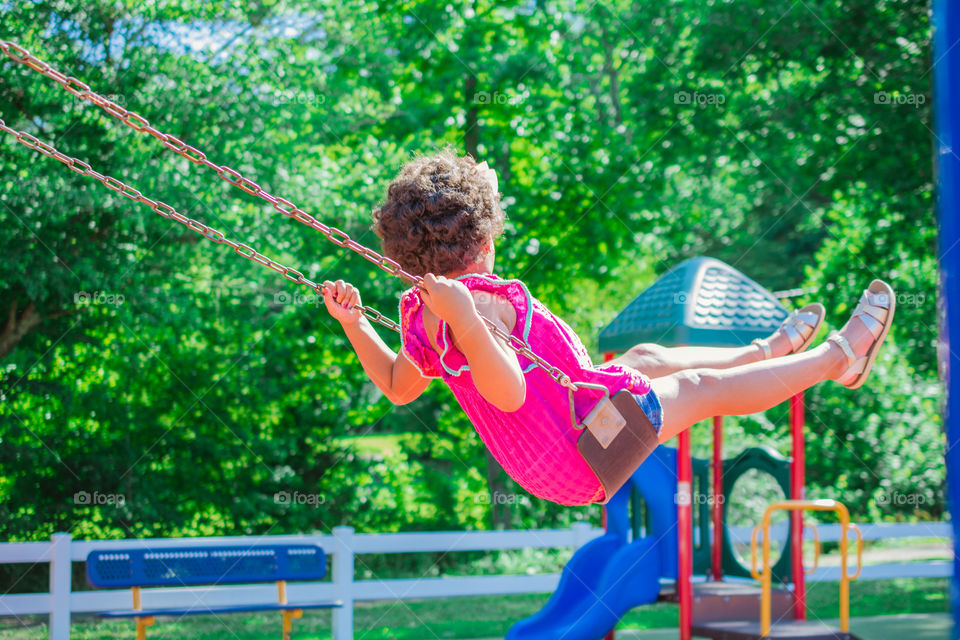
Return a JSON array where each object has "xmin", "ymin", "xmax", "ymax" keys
[{"xmin": 0, "ymin": 578, "xmax": 948, "ymax": 640}]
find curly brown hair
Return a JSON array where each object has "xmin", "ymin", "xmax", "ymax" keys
[{"xmin": 373, "ymin": 149, "xmax": 504, "ymax": 277}]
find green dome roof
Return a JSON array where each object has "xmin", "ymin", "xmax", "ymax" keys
[{"xmin": 598, "ymin": 257, "xmax": 789, "ymax": 351}]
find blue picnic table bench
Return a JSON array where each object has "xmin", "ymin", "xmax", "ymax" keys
[{"xmin": 86, "ymin": 544, "xmax": 341, "ymax": 640}]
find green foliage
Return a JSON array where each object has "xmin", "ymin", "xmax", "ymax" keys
[{"xmin": 0, "ymin": 0, "xmax": 942, "ymax": 550}]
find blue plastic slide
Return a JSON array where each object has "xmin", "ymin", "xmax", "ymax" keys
[{"xmin": 507, "ymin": 447, "xmax": 679, "ymax": 640}]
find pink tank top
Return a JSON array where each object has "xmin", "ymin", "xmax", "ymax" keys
[{"xmin": 399, "ymin": 273, "xmax": 652, "ymax": 506}]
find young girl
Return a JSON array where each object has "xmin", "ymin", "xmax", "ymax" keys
[{"xmin": 323, "ymin": 150, "xmax": 895, "ymax": 507}]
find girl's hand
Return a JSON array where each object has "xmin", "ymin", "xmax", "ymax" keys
[
  {"xmin": 419, "ymin": 273, "xmax": 477, "ymax": 327},
  {"xmin": 323, "ymin": 280, "xmax": 362, "ymax": 325}
]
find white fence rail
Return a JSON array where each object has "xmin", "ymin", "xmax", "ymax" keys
[{"xmin": 0, "ymin": 522, "xmax": 950, "ymax": 640}]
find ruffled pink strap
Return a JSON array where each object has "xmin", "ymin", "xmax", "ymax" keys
[
  {"xmin": 436, "ymin": 274, "xmax": 534, "ymax": 377},
  {"xmin": 399, "ymin": 288, "xmax": 443, "ymax": 378}
]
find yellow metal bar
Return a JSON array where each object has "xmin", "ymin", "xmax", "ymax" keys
[
  {"xmin": 131, "ymin": 587, "xmax": 154, "ymax": 640},
  {"xmin": 278, "ymin": 580, "xmax": 289, "ymax": 640},
  {"xmin": 277, "ymin": 581, "xmax": 302, "ymax": 640},
  {"xmin": 749, "ymin": 525, "xmax": 763, "ymax": 581},
  {"xmin": 135, "ymin": 617, "xmax": 154, "ymax": 640},
  {"xmin": 803, "ymin": 523, "xmax": 820, "ymax": 576},
  {"xmin": 847, "ymin": 524, "xmax": 864, "ymax": 580},
  {"xmin": 280, "ymin": 609, "xmax": 303, "ymax": 640},
  {"xmin": 282, "ymin": 610, "xmax": 292, "ymax": 640},
  {"xmin": 750, "ymin": 500, "xmax": 858, "ymax": 635}
]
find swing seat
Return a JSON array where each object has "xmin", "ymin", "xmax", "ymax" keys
[{"xmin": 577, "ymin": 390, "xmax": 661, "ymax": 504}]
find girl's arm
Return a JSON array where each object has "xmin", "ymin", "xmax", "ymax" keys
[
  {"xmin": 420, "ymin": 274, "xmax": 526, "ymax": 412},
  {"xmin": 324, "ymin": 280, "xmax": 430, "ymax": 405}
]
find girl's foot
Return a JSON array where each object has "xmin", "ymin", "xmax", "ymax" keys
[
  {"xmin": 826, "ymin": 280, "xmax": 896, "ymax": 389},
  {"xmin": 753, "ymin": 303, "xmax": 825, "ymax": 359}
]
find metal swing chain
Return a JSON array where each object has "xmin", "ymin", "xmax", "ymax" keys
[
  {"xmin": 0, "ymin": 118, "xmax": 402, "ymax": 332},
  {"xmin": 0, "ymin": 39, "xmax": 582, "ymax": 392}
]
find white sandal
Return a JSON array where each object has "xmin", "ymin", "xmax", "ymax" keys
[
  {"xmin": 753, "ymin": 303, "xmax": 825, "ymax": 359},
  {"xmin": 827, "ymin": 280, "xmax": 896, "ymax": 389}
]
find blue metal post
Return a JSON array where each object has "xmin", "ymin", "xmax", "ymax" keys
[{"xmin": 933, "ymin": 0, "xmax": 960, "ymax": 637}]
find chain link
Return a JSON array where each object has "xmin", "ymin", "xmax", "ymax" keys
[
  {"xmin": 0, "ymin": 39, "xmax": 580, "ymax": 391},
  {"xmin": 0, "ymin": 118, "xmax": 401, "ymax": 333}
]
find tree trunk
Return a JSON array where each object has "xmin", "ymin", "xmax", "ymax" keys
[
  {"xmin": 0, "ymin": 300, "xmax": 76, "ymax": 360},
  {"xmin": 600, "ymin": 20, "xmax": 623, "ymax": 126},
  {"xmin": 484, "ymin": 450, "xmax": 511, "ymax": 528},
  {"xmin": 464, "ymin": 75, "xmax": 480, "ymax": 158},
  {"xmin": 0, "ymin": 300, "xmax": 43, "ymax": 360}
]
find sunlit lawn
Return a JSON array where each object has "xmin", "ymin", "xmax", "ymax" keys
[{"xmin": 0, "ymin": 578, "xmax": 948, "ymax": 640}]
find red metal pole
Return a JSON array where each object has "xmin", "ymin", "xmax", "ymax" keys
[
  {"xmin": 678, "ymin": 429, "xmax": 693, "ymax": 640},
  {"xmin": 790, "ymin": 393, "xmax": 807, "ymax": 620},
  {"xmin": 603, "ymin": 352, "xmax": 616, "ymax": 640},
  {"xmin": 711, "ymin": 416, "xmax": 724, "ymax": 582}
]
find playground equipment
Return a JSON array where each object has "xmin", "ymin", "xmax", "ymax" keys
[
  {"xmin": 692, "ymin": 500, "xmax": 863, "ymax": 639},
  {"xmin": 507, "ymin": 447, "xmax": 678, "ymax": 640},
  {"xmin": 511, "ymin": 258, "xmax": 864, "ymax": 640},
  {"xmin": 86, "ymin": 544, "xmax": 342, "ymax": 640},
  {"xmin": 721, "ymin": 447, "xmax": 794, "ymax": 583},
  {"xmin": 933, "ymin": 0, "xmax": 960, "ymax": 632}
]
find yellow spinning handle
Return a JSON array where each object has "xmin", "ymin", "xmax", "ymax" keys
[{"xmin": 749, "ymin": 499, "xmax": 863, "ymax": 636}]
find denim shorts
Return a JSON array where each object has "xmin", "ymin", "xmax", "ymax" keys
[{"xmin": 632, "ymin": 388, "xmax": 664, "ymax": 435}]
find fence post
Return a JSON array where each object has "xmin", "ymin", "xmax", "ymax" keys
[
  {"xmin": 331, "ymin": 526, "xmax": 355, "ymax": 640},
  {"xmin": 571, "ymin": 521, "xmax": 593, "ymax": 549},
  {"xmin": 49, "ymin": 532, "xmax": 72, "ymax": 640}
]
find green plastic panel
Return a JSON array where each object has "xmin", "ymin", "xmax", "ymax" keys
[
  {"xmin": 598, "ymin": 257, "xmax": 789, "ymax": 351},
  {"xmin": 720, "ymin": 447, "xmax": 794, "ymax": 583}
]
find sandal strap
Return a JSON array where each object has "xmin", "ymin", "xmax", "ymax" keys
[
  {"xmin": 863, "ymin": 290, "xmax": 891, "ymax": 307},
  {"xmin": 834, "ymin": 281, "xmax": 895, "ymax": 389},
  {"xmin": 856, "ymin": 298, "xmax": 888, "ymax": 321},
  {"xmin": 779, "ymin": 308, "xmax": 822, "ymax": 351},
  {"xmin": 852, "ymin": 291, "xmax": 891, "ymax": 338},
  {"xmin": 783, "ymin": 323, "xmax": 806, "ymax": 351},
  {"xmin": 828, "ymin": 333, "xmax": 856, "ymax": 367},
  {"xmin": 856, "ymin": 309, "xmax": 885, "ymax": 337},
  {"xmin": 837, "ymin": 356, "xmax": 869, "ymax": 386},
  {"xmin": 791, "ymin": 310, "xmax": 821, "ymax": 329},
  {"xmin": 752, "ymin": 338, "xmax": 773, "ymax": 360}
]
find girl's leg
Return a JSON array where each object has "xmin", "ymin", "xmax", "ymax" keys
[
  {"xmin": 652, "ymin": 313, "xmax": 875, "ymax": 443},
  {"xmin": 610, "ymin": 327, "xmax": 807, "ymax": 377},
  {"xmin": 610, "ymin": 342, "xmax": 765, "ymax": 378},
  {"xmin": 609, "ymin": 305, "xmax": 823, "ymax": 378}
]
